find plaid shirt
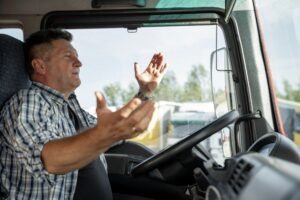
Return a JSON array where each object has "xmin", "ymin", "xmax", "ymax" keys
[{"xmin": 0, "ymin": 82, "xmax": 106, "ymax": 199}]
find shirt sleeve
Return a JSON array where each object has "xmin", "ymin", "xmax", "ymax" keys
[{"xmin": 7, "ymin": 92, "xmax": 65, "ymax": 186}]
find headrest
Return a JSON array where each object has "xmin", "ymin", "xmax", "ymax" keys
[{"xmin": 0, "ymin": 34, "xmax": 31, "ymax": 109}]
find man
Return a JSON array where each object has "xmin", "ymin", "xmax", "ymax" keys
[{"xmin": 0, "ymin": 29, "xmax": 167, "ymax": 199}]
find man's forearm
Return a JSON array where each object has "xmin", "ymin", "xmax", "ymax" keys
[
  {"xmin": 41, "ymin": 95, "xmax": 155, "ymax": 175},
  {"xmin": 41, "ymin": 127, "xmax": 114, "ymax": 175}
]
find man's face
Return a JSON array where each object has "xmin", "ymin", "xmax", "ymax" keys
[{"xmin": 43, "ymin": 39, "xmax": 82, "ymax": 95}]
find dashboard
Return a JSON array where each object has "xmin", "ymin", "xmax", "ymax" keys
[
  {"xmin": 105, "ymin": 132, "xmax": 300, "ymax": 200},
  {"xmin": 205, "ymin": 153, "xmax": 300, "ymax": 200},
  {"xmin": 203, "ymin": 132, "xmax": 300, "ymax": 200}
]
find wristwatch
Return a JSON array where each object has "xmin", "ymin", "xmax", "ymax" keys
[{"xmin": 135, "ymin": 91, "xmax": 151, "ymax": 101}]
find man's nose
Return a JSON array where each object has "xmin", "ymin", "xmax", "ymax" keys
[{"xmin": 74, "ymin": 57, "xmax": 82, "ymax": 68}]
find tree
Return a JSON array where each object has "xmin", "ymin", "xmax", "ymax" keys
[
  {"xmin": 101, "ymin": 65, "xmax": 210, "ymax": 106},
  {"xmin": 281, "ymin": 80, "xmax": 300, "ymax": 102},
  {"xmin": 181, "ymin": 64, "xmax": 208, "ymax": 101},
  {"xmin": 121, "ymin": 82, "xmax": 138, "ymax": 103},
  {"xmin": 153, "ymin": 71, "xmax": 181, "ymax": 101},
  {"xmin": 103, "ymin": 82, "xmax": 122, "ymax": 107}
]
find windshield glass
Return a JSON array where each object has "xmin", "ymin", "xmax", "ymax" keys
[
  {"xmin": 255, "ymin": 0, "xmax": 300, "ymax": 146},
  {"xmin": 154, "ymin": 0, "xmax": 224, "ymax": 9},
  {"xmin": 69, "ymin": 23, "xmax": 236, "ymax": 164}
]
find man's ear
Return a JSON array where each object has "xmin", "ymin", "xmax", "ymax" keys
[{"xmin": 31, "ymin": 58, "xmax": 46, "ymax": 75}]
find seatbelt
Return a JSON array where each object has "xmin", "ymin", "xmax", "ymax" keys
[
  {"xmin": 0, "ymin": 182, "xmax": 8, "ymax": 200},
  {"xmin": 68, "ymin": 105, "xmax": 80, "ymax": 131},
  {"xmin": 73, "ymin": 158, "xmax": 113, "ymax": 200},
  {"xmin": 68, "ymin": 105, "xmax": 113, "ymax": 200}
]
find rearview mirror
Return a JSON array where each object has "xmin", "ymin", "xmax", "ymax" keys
[
  {"xmin": 210, "ymin": 47, "xmax": 231, "ymax": 71},
  {"xmin": 221, "ymin": 127, "xmax": 231, "ymax": 158}
]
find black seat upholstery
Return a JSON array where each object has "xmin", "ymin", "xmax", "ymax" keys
[
  {"xmin": 0, "ymin": 34, "xmax": 114, "ymax": 200},
  {"xmin": 0, "ymin": 34, "xmax": 31, "ymax": 109},
  {"xmin": 0, "ymin": 34, "xmax": 30, "ymax": 199}
]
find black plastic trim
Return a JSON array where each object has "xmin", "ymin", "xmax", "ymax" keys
[{"xmin": 41, "ymin": 8, "xmax": 223, "ymax": 29}]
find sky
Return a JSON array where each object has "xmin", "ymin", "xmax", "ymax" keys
[
  {"xmin": 0, "ymin": 25, "xmax": 226, "ymax": 111},
  {"xmin": 255, "ymin": 0, "xmax": 300, "ymax": 95},
  {"xmin": 69, "ymin": 25, "xmax": 226, "ymax": 110},
  {"xmin": 67, "ymin": 0, "xmax": 300, "ymax": 110},
  {"xmin": 1, "ymin": 0, "xmax": 299, "ymax": 108}
]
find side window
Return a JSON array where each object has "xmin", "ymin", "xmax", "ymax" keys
[
  {"xmin": 255, "ymin": 1, "xmax": 300, "ymax": 146},
  {"xmin": 0, "ymin": 28, "xmax": 23, "ymax": 41},
  {"xmin": 69, "ymin": 25, "xmax": 236, "ymax": 164}
]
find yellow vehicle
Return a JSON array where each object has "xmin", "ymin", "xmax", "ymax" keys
[
  {"xmin": 130, "ymin": 101, "xmax": 216, "ymax": 150},
  {"xmin": 279, "ymin": 99, "xmax": 300, "ymax": 146},
  {"xmin": 130, "ymin": 107, "xmax": 162, "ymax": 150},
  {"xmin": 130, "ymin": 101, "xmax": 178, "ymax": 150}
]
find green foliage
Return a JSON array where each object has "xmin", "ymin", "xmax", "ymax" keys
[
  {"xmin": 279, "ymin": 80, "xmax": 300, "ymax": 102},
  {"xmin": 103, "ymin": 82, "xmax": 122, "ymax": 107},
  {"xmin": 153, "ymin": 71, "xmax": 182, "ymax": 101},
  {"xmin": 100, "ymin": 66, "xmax": 300, "ymax": 113},
  {"xmin": 121, "ymin": 82, "xmax": 138, "ymax": 103},
  {"xmin": 102, "ymin": 64, "xmax": 212, "ymax": 106},
  {"xmin": 181, "ymin": 64, "xmax": 209, "ymax": 101}
]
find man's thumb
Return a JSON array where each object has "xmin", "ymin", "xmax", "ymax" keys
[{"xmin": 95, "ymin": 91, "xmax": 107, "ymax": 110}]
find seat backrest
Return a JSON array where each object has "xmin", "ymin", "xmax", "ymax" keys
[{"xmin": 0, "ymin": 34, "xmax": 31, "ymax": 109}]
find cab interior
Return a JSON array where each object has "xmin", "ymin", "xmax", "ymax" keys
[{"xmin": 1, "ymin": 0, "xmax": 300, "ymax": 200}]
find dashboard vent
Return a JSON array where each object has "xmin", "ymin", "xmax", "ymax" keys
[{"xmin": 228, "ymin": 159, "xmax": 253, "ymax": 195}]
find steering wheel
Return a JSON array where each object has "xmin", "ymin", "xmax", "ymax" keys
[{"xmin": 131, "ymin": 110, "xmax": 239, "ymax": 176}]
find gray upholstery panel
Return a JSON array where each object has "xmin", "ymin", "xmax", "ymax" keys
[{"xmin": 0, "ymin": 34, "xmax": 30, "ymax": 109}]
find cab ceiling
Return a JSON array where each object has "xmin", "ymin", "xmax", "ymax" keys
[{"xmin": 0, "ymin": 0, "xmax": 158, "ymax": 37}]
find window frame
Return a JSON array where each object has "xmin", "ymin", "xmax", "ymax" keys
[{"xmin": 41, "ymin": 8, "xmax": 254, "ymax": 155}]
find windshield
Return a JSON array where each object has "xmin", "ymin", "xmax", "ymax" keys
[
  {"xmin": 69, "ymin": 22, "xmax": 236, "ymax": 164},
  {"xmin": 154, "ymin": 0, "xmax": 225, "ymax": 9}
]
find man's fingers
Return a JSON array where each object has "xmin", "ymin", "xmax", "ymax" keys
[
  {"xmin": 155, "ymin": 53, "xmax": 164, "ymax": 69},
  {"xmin": 127, "ymin": 100, "xmax": 155, "ymax": 129},
  {"xmin": 151, "ymin": 53, "xmax": 159, "ymax": 62},
  {"xmin": 133, "ymin": 103, "xmax": 156, "ymax": 133},
  {"xmin": 160, "ymin": 63, "xmax": 168, "ymax": 73},
  {"xmin": 95, "ymin": 91, "xmax": 113, "ymax": 116},
  {"xmin": 95, "ymin": 91, "xmax": 106, "ymax": 110},
  {"xmin": 134, "ymin": 62, "xmax": 141, "ymax": 78},
  {"xmin": 118, "ymin": 97, "xmax": 142, "ymax": 118}
]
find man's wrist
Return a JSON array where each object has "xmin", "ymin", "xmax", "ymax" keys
[{"xmin": 135, "ymin": 90, "xmax": 152, "ymax": 101}]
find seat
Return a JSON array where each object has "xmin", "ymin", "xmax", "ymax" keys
[
  {"xmin": 0, "ymin": 34, "xmax": 114, "ymax": 200},
  {"xmin": 0, "ymin": 34, "xmax": 31, "ymax": 109},
  {"xmin": 0, "ymin": 34, "xmax": 30, "ymax": 199}
]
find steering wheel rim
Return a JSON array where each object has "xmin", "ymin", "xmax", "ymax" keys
[{"xmin": 131, "ymin": 110, "xmax": 240, "ymax": 176}]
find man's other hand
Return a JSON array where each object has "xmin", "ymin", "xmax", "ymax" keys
[
  {"xmin": 95, "ymin": 91, "xmax": 155, "ymax": 141},
  {"xmin": 134, "ymin": 52, "xmax": 168, "ymax": 95}
]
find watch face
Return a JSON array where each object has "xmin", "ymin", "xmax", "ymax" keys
[
  {"xmin": 137, "ymin": 91, "xmax": 150, "ymax": 101},
  {"xmin": 205, "ymin": 186, "xmax": 221, "ymax": 200}
]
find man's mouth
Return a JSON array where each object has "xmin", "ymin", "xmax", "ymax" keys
[{"xmin": 72, "ymin": 71, "xmax": 80, "ymax": 75}]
